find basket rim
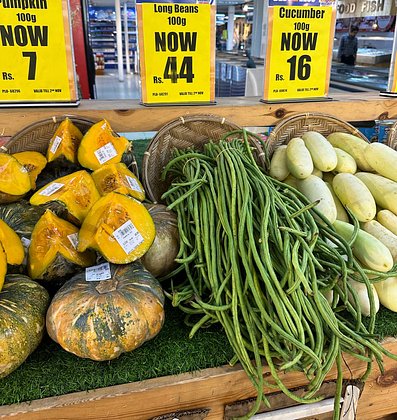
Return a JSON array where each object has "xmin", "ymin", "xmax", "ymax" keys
[
  {"xmin": 2, "ymin": 115, "xmax": 97, "ymax": 153},
  {"xmin": 266, "ymin": 111, "xmax": 369, "ymax": 156}
]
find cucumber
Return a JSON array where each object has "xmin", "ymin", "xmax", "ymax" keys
[
  {"xmin": 377, "ymin": 210, "xmax": 397, "ymax": 237},
  {"xmin": 327, "ymin": 132, "xmax": 372, "ymax": 172},
  {"xmin": 325, "ymin": 182, "xmax": 349, "ymax": 223},
  {"xmin": 301, "ymin": 131, "xmax": 337, "ymax": 172},
  {"xmin": 361, "ymin": 220, "xmax": 397, "ymax": 262},
  {"xmin": 286, "ymin": 137, "xmax": 313, "ymax": 179},
  {"xmin": 269, "ymin": 145, "xmax": 289, "ymax": 181},
  {"xmin": 374, "ymin": 276, "xmax": 397, "ymax": 312},
  {"xmin": 333, "ymin": 220, "xmax": 393, "ymax": 272},
  {"xmin": 312, "ymin": 167, "xmax": 323, "ymax": 179},
  {"xmin": 296, "ymin": 175, "xmax": 337, "ymax": 223},
  {"xmin": 333, "ymin": 147, "xmax": 357, "ymax": 174},
  {"xmin": 364, "ymin": 142, "xmax": 397, "ymax": 182},
  {"xmin": 355, "ymin": 172, "xmax": 397, "ymax": 215},
  {"xmin": 332, "ymin": 173, "xmax": 376, "ymax": 222}
]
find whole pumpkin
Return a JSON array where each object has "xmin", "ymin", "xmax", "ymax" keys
[
  {"xmin": 0, "ymin": 275, "xmax": 50, "ymax": 378},
  {"xmin": 46, "ymin": 262, "xmax": 165, "ymax": 361},
  {"xmin": 141, "ymin": 203, "xmax": 180, "ymax": 278}
]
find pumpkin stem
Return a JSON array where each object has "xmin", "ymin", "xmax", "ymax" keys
[{"xmin": 95, "ymin": 279, "xmax": 118, "ymax": 294}]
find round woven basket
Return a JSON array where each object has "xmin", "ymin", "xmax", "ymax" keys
[
  {"xmin": 266, "ymin": 112, "xmax": 369, "ymax": 157},
  {"xmin": 142, "ymin": 114, "xmax": 265, "ymax": 203},
  {"xmin": 2, "ymin": 115, "xmax": 139, "ymax": 177}
]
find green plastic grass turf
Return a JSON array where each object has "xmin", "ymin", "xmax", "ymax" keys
[{"xmin": 2, "ymin": 138, "xmax": 397, "ymax": 406}]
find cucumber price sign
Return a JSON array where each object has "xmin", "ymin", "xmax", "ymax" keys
[
  {"xmin": 0, "ymin": 0, "xmax": 77, "ymax": 104},
  {"xmin": 137, "ymin": 0, "xmax": 215, "ymax": 105},
  {"xmin": 263, "ymin": 0, "xmax": 336, "ymax": 102}
]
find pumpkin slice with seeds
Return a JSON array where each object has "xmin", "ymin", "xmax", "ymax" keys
[
  {"xmin": 28, "ymin": 210, "xmax": 96, "ymax": 281},
  {"xmin": 78, "ymin": 192, "xmax": 155, "ymax": 264},
  {"xmin": 77, "ymin": 120, "xmax": 133, "ymax": 171},
  {"xmin": 29, "ymin": 170, "xmax": 101, "ymax": 225},
  {"xmin": 13, "ymin": 151, "xmax": 47, "ymax": 190},
  {"xmin": 91, "ymin": 162, "xmax": 145, "ymax": 201},
  {"xmin": 47, "ymin": 118, "xmax": 84, "ymax": 164},
  {"xmin": 0, "ymin": 154, "xmax": 31, "ymax": 203}
]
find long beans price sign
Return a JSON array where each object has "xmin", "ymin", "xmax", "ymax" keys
[
  {"xmin": 136, "ymin": 0, "xmax": 215, "ymax": 105},
  {"xmin": 0, "ymin": 0, "xmax": 77, "ymax": 104},
  {"xmin": 263, "ymin": 0, "xmax": 336, "ymax": 102}
]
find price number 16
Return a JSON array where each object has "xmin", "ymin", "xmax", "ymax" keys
[{"xmin": 287, "ymin": 54, "xmax": 311, "ymax": 81}]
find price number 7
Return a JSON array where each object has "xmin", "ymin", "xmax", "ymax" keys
[{"xmin": 22, "ymin": 52, "xmax": 37, "ymax": 80}]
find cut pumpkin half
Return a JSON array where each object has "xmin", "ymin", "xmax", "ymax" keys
[
  {"xmin": 78, "ymin": 192, "xmax": 155, "ymax": 264},
  {"xmin": 0, "ymin": 154, "xmax": 31, "ymax": 203},
  {"xmin": 28, "ymin": 210, "xmax": 96, "ymax": 281},
  {"xmin": 13, "ymin": 151, "xmax": 47, "ymax": 190}
]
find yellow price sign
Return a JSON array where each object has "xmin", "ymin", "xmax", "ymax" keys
[
  {"xmin": 137, "ymin": 1, "xmax": 215, "ymax": 105},
  {"xmin": 264, "ymin": 5, "xmax": 335, "ymax": 102},
  {"xmin": 0, "ymin": 0, "xmax": 77, "ymax": 104}
]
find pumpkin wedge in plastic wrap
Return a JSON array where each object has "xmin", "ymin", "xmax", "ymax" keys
[
  {"xmin": 0, "ymin": 275, "xmax": 49, "ymax": 378},
  {"xmin": 29, "ymin": 170, "xmax": 101, "ymax": 225},
  {"xmin": 12, "ymin": 151, "xmax": 47, "ymax": 190},
  {"xmin": 0, "ymin": 219, "xmax": 25, "ymax": 273},
  {"xmin": 28, "ymin": 210, "xmax": 96, "ymax": 282},
  {"xmin": 77, "ymin": 119, "xmax": 134, "ymax": 171},
  {"xmin": 46, "ymin": 262, "xmax": 165, "ymax": 361},
  {"xmin": 78, "ymin": 192, "xmax": 155, "ymax": 264},
  {"xmin": 0, "ymin": 153, "xmax": 31, "ymax": 203},
  {"xmin": 46, "ymin": 117, "xmax": 84, "ymax": 165},
  {"xmin": 92, "ymin": 162, "xmax": 145, "ymax": 201}
]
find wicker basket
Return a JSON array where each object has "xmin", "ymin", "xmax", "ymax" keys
[
  {"xmin": 2, "ymin": 115, "xmax": 139, "ymax": 177},
  {"xmin": 266, "ymin": 112, "xmax": 369, "ymax": 157},
  {"xmin": 142, "ymin": 114, "xmax": 266, "ymax": 203}
]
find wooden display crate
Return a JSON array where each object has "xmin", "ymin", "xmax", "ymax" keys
[{"xmin": 1, "ymin": 93, "xmax": 397, "ymax": 419}]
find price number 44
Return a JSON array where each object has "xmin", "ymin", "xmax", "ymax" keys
[{"xmin": 163, "ymin": 56, "xmax": 194, "ymax": 83}]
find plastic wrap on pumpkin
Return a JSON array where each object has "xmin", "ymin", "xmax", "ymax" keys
[
  {"xmin": 0, "ymin": 219, "xmax": 25, "ymax": 274},
  {"xmin": 77, "ymin": 120, "xmax": 133, "ymax": 171},
  {"xmin": 141, "ymin": 204, "xmax": 179, "ymax": 278},
  {"xmin": 92, "ymin": 162, "xmax": 145, "ymax": 201},
  {"xmin": 46, "ymin": 262, "xmax": 165, "ymax": 361},
  {"xmin": 77, "ymin": 192, "xmax": 155, "ymax": 264},
  {"xmin": 46, "ymin": 117, "xmax": 83, "ymax": 164},
  {"xmin": 0, "ymin": 154, "xmax": 31, "ymax": 203},
  {"xmin": 12, "ymin": 151, "xmax": 47, "ymax": 190},
  {"xmin": 0, "ymin": 275, "xmax": 49, "ymax": 378},
  {"xmin": 29, "ymin": 170, "xmax": 101, "ymax": 225},
  {"xmin": 28, "ymin": 210, "xmax": 96, "ymax": 282}
]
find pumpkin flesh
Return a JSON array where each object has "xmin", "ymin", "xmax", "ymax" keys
[
  {"xmin": 0, "ymin": 154, "xmax": 31, "ymax": 202},
  {"xmin": 30, "ymin": 170, "xmax": 101, "ymax": 225},
  {"xmin": 77, "ymin": 120, "xmax": 132, "ymax": 171},
  {"xmin": 78, "ymin": 192, "xmax": 155, "ymax": 264},
  {"xmin": 0, "ymin": 275, "xmax": 49, "ymax": 378},
  {"xmin": 46, "ymin": 263, "xmax": 165, "ymax": 361},
  {"xmin": 46, "ymin": 118, "xmax": 83, "ymax": 164},
  {"xmin": 92, "ymin": 163, "xmax": 145, "ymax": 201},
  {"xmin": 28, "ymin": 210, "xmax": 96, "ymax": 281},
  {"xmin": 12, "ymin": 151, "xmax": 47, "ymax": 190},
  {"xmin": 0, "ymin": 219, "xmax": 24, "ymax": 266}
]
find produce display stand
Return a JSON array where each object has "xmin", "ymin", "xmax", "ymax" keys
[{"xmin": 1, "ymin": 92, "xmax": 397, "ymax": 420}]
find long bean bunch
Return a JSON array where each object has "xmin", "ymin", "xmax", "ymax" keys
[{"xmin": 161, "ymin": 132, "xmax": 397, "ymax": 419}]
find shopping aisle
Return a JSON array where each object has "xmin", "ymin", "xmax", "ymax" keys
[{"xmin": 95, "ymin": 71, "xmax": 141, "ymax": 100}]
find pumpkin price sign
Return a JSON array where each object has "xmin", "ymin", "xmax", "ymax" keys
[
  {"xmin": 263, "ymin": 0, "xmax": 336, "ymax": 102},
  {"xmin": 0, "ymin": 0, "xmax": 78, "ymax": 104},
  {"xmin": 136, "ymin": 0, "xmax": 216, "ymax": 105}
]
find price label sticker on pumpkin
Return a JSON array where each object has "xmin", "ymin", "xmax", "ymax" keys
[
  {"xmin": 50, "ymin": 136, "xmax": 62, "ymax": 154},
  {"xmin": 85, "ymin": 262, "xmax": 112, "ymax": 282},
  {"xmin": 21, "ymin": 237, "xmax": 31, "ymax": 248},
  {"xmin": 39, "ymin": 182, "xmax": 64, "ymax": 196},
  {"xmin": 126, "ymin": 176, "xmax": 142, "ymax": 193},
  {"xmin": 94, "ymin": 142, "xmax": 118, "ymax": 165},
  {"xmin": 113, "ymin": 220, "xmax": 144, "ymax": 255}
]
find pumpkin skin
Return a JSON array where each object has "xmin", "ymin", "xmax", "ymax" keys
[
  {"xmin": 46, "ymin": 262, "xmax": 165, "ymax": 361},
  {"xmin": 141, "ymin": 204, "xmax": 180, "ymax": 278},
  {"xmin": 0, "ymin": 275, "xmax": 50, "ymax": 378}
]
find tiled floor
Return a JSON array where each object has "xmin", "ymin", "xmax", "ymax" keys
[{"xmin": 94, "ymin": 71, "xmax": 141, "ymax": 100}]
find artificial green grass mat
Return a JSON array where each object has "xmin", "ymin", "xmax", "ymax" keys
[
  {"xmin": 1, "ymin": 303, "xmax": 397, "ymax": 407},
  {"xmin": 0, "ymin": 301, "xmax": 234, "ymax": 406}
]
